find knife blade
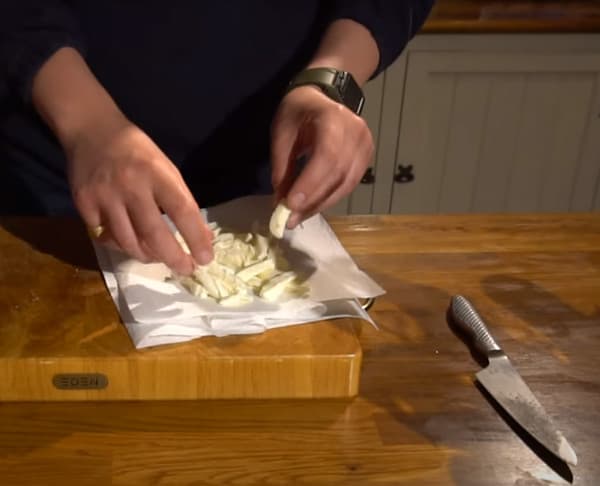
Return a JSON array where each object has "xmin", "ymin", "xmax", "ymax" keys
[{"xmin": 450, "ymin": 295, "xmax": 577, "ymax": 466}]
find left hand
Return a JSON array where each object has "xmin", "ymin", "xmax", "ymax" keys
[{"xmin": 270, "ymin": 85, "xmax": 374, "ymax": 228}]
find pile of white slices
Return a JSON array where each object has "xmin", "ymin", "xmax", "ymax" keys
[{"xmin": 172, "ymin": 203, "xmax": 308, "ymax": 307}]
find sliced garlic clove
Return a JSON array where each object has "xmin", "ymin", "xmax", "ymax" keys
[
  {"xmin": 246, "ymin": 276, "xmax": 263, "ymax": 289},
  {"xmin": 214, "ymin": 232, "xmax": 234, "ymax": 244},
  {"xmin": 253, "ymin": 234, "xmax": 269, "ymax": 260},
  {"xmin": 179, "ymin": 276, "xmax": 207, "ymax": 297},
  {"xmin": 269, "ymin": 203, "xmax": 292, "ymax": 239},
  {"xmin": 286, "ymin": 282, "xmax": 310, "ymax": 299},
  {"xmin": 219, "ymin": 291, "xmax": 253, "ymax": 307},
  {"xmin": 236, "ymin": 259, "xmax": 276, "ymax": 282},
  {"xmin": 259, "ymin": 271, "xmax": 296, "ymax": 301},
  {"xmin": 214, "ymin": 278, "xmax": 233, "ymax": 299},
  {"xmin": 193, "ymin": 266, "xmax": 221, "ymax": 299}
]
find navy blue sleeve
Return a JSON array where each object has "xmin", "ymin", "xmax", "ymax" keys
[
  {"xmin": 329, "ymin": 0, "xmax": 435, "ymax": 76},
  {"xmin": 0, "ymin": 2, "xmax": 85, "ymax": 103}
]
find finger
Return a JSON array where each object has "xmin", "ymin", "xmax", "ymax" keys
[
  {"xmin": 287, "ymin": 159, "xmax": 345, "ymax": 228},
  {"xmin": 270, "ymin": 118, "xmax": 301, "ymax": 201},
  {"xmin": 74, "ymin": 187, "xmax": 151, "ymax": 262},
  {"xmin": 127, "ymin": 192, "xmax": 196, "ymax": 275},
  {"xmin": 72, "ymin": 186, "xmax": 103, "ymax": 232},
  {"xmin": 104, "ymin": 231, "xmax": 160, "ymax": 263},
  {"xmin": 288, "ymin": 143, "xmax": 372, "ymax": 228},
  {"xmin": 284, "ymin": 115, "xmax": 346, "ymax": 213},
  {"xmin": 102, "ymin": 202, "xmax": 152, "ymax": 263},
  {"xmin": 288, "ymin": 115, "xmax": 373, "ymax": 224},
  {"xmin": 98, "ymin": 236, "xmax": 120, "ymax": 253},
  {"xmin": 156, "ymin": 183, "xmax": 214, "ymax": 266},
  {"xmin": 287, "ymin": 173, "xmax": 344, "ymax": 229}
]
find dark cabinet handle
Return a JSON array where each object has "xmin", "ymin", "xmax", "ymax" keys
[
  {"xmin": 394, "ymin": 164, "xmax": 414, "ymax": 183},
  {"xmin": 360, "ymin": 167, "xmax": 375, "ymax": 184}
]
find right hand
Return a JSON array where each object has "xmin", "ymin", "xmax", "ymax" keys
[{"xmin": 65, "ymin": 115, "xmax": 213, "ymax": 275}]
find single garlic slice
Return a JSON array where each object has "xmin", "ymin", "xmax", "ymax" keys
[
  {"xmin": 192, "ymin": 266, "xmax": 221, "ymax": 299},
  {"xmin": 179, "ymin": 276, "xmax": 208, "ymax": 298},
  {"xmin": 253, "ymin": 233, "xmax": 269, "ymax": 261},
  {"xmin": 259, "ymin": 271, "xmax": 297, "ymax": 301},
  {"xmin": 269, "ymin": 203, "xmax": 292, "ymax": 239},
  {"xmin": 219, "ymin": 291, "xmax": 253, "ymax": 307},
  {"xmin": 236, "ymin": 259, "xmax": 275, "ymax": 282}
]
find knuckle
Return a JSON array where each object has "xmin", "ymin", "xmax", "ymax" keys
[
  {"xmin": 361, "ymin": 122, "xmax": 373, "ymax": 142},
  {"xmin": 314, "ymin": 110, "xmax": 340, "ymax": 134},
  {"xmin": 117, "ymin": 235, "xmax": 140, "ymax": 256},
  {"xmin": 318, "ymin": 139, "xmax": 339, "ymax": 162},
  {"xmin": 72, "ymin": 185, "xmax": 95, "ymax": 207},
  {"xmin": 138, "ymin": 222, "xmax": 164, "ymax": 245},
  {"xmin": 326, "ymin": 101, "xmax": 346, "ymax": 118},
  {"xmin": 322, "ymin": 112, "xmax": 344, "ymax": 134},
  {"xmin": 156, "ymin": 242, "xmax": 188, "ymax": 270},
  {"xmin": 115, "ymin": 163, "xmax": 141, "ymax": 187},
  {"xmin": 171, "ymin": 252, "xmax": 190, "ymax": 269},
  {"xmin": 351, "ymin": 114, "xmax": 370, "ymax": 135},
  {"xmin": 172, "ymin": 195, "xmax": 199, "ymax": 219},
  {"xmin": 353, "ymin": 117, "xmax": 370, "ymax": 137}
]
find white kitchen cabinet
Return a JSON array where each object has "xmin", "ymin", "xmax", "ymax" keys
[{"xmin": 334, "ymin": 34, "xmax": 600, "ymax": 215}]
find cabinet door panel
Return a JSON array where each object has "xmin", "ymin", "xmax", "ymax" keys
[
  {"xmin": 505, "ymin": 74, "xmax": 560, "ymax": 211},
  {"xmin": 373, "ymin": 55, "xmax": 408, "ymax": 214},
  {"xmin": 472, "ymin": 75, "xmax": 526, "ymax": 211},
  {"xmin": 391, "ymin": 50, "xmax": 600, "ymax": 214},
  {"xmin": 539, "ymin": 74, "xmax": 595, "ymax": 211},
  {"xmin": 572, "ymin": 73, "xmax": 600, "ymax": 211},
  {"xmin": 437, "ymin": 75, "xmax": 491, "ymax": 212},
  {"xmin": 390, "ymin": 58, "xmax": 456, "ymax": 213}
]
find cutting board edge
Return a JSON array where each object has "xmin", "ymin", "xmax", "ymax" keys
[{"xmin": 0, "ymin": 348, "xmax": 362, "ymax": 400}]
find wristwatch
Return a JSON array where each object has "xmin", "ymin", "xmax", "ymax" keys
[{"xmin": 286, "ymin": 67, "xmax": 365, "ymax": 116}]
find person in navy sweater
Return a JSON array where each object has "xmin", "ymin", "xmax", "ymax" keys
[{"xmin": 0, "ymin": 1, "xmax": 434, "ymax": 274}]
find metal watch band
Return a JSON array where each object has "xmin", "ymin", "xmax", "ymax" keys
[{"xmin": 287, "ymin": 67, "xmax": 365, "ymax": 115}]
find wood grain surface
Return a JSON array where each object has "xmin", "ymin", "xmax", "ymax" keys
[
  {"xmin": 424, "ymin": 0, "xmax": 600, "ymax": 33},
  {"xmin": 1, "ymin": 213, "xmax": 599, "ymax": 485},
  {"xmin": 0, "ymin": 218, "xmax": 361, "ymax": 400}
]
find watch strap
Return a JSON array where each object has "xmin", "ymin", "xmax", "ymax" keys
[{"xmin": 287, "ymin": 67, "xmax": 364, "ymax": 115}]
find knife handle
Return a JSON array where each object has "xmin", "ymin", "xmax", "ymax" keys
[{"xmin": 450, "ymin": 295, "xmax": 502, "ymax": 357}]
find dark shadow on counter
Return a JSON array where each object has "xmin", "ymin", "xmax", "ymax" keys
[{"xmin": 0, "ymin": 217, "xmax": 99, "ymax": 271}]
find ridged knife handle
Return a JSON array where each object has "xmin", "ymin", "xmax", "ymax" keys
[{"xmin": 450, "ymin": 295, "xmax": 502, "ymax": 357}]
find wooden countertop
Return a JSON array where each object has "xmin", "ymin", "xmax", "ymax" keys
[
  {"xmin": 424, "ymin": 1, "xmax": 600, "ymax": 33},
  {"xmin": 1, "ymin": 213, "xmax": 599, "ymax": 484}
]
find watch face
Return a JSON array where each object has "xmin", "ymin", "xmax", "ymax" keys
[{"xmin": 337, "ymin": 72, "xmax": 365, "ymax": 115}]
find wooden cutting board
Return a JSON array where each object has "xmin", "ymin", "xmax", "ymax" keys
[{"xmin": 0, "ymin": 218, "xmax": 362, "ymax": 401}]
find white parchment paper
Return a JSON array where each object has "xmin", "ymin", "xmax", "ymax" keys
[{"xmin": 93, "ymin": 195, "xmax": 384, "ymax": 348}]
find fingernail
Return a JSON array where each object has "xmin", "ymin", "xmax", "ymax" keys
[
  {"xmin": 287, "ymin": 192, "xmax": 305, "ymax": 211},
  {"xmin": 181, "ymin": 257, "xmax": 195, "ymax": 275},
  {"xmin": 198, "ymin": 250, "xmax": 213, "ymax": 265},
  {"xmin": 287, "ymin": 212, "xmax": 300, "ymax": 229}
]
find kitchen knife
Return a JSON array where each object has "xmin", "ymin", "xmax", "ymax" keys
[{"xmin": 450, "ymin": 295, "xmax": 577, "ymax": 466}]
